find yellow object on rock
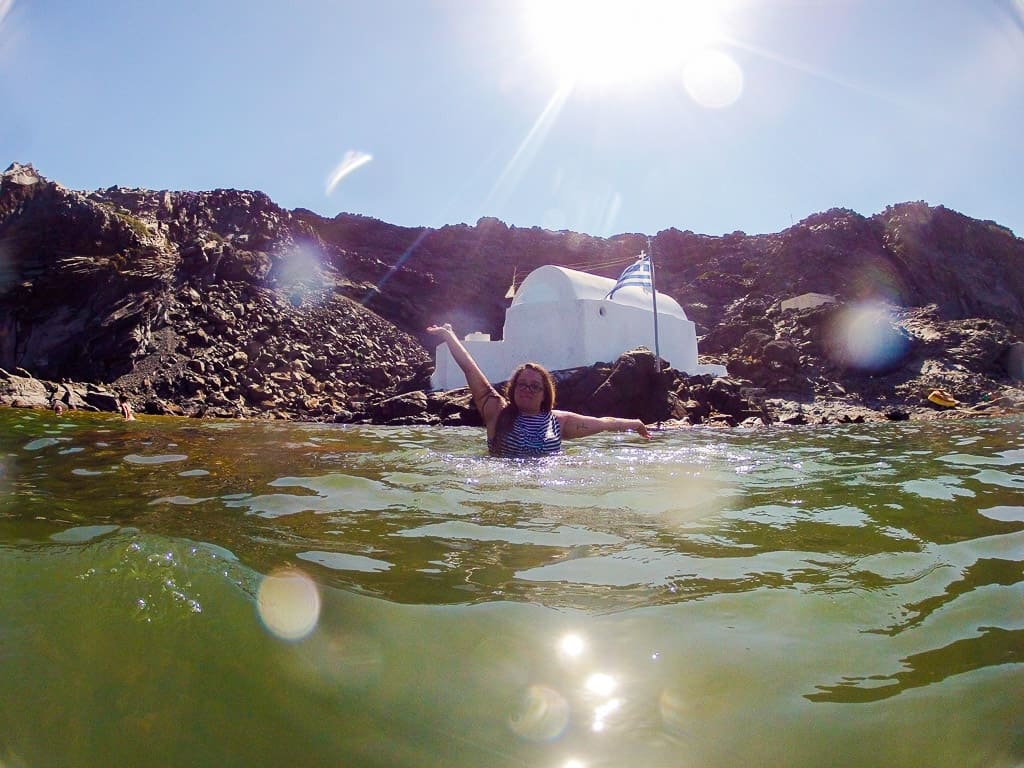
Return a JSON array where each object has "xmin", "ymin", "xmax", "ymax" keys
[{"xmin": 927, "ymin": 389, "xmax": 959, "ymax": 407}]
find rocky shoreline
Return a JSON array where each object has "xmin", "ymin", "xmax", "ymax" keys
[
  {"xmin": 5, "ymin": 343, "xmax": 1023, "ymax": 430},
  {"xmin": 2, "ymin": 162, "xmax": 1022, "ymax": 429}
]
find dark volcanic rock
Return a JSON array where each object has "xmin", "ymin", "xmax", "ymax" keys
[
  {"xmin": 2, "ymin": 162, "xmax": 1023, "ymax": 427},
  {"xmin": 0, "ymin": 163, "xmax": 431, "ymax": 420}
]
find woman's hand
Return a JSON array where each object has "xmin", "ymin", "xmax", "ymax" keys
[
  {"xmin": 632, "ymin": 419, "xmax": 652, "ymax": 439},
  {"xmin": 426, "ymin": 323, "xmax": 454, "ymax": 337}
]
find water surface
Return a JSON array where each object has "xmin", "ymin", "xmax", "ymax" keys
[{"xmin": 1, "ymin": 409, "xmax": 1022, "ymax": 767}]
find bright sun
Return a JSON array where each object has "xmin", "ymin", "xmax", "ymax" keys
[{"xmin": 523, "ymin": 0, "xmax": 727, "ymax": 90}]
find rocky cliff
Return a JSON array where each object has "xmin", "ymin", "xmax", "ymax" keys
[{"xmin": 2, "ymin": 161, "xmax": 1022, "ymax": 426}]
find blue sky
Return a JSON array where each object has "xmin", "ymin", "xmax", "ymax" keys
[{"xmin": 2, "ymin": 1, "xmax": 1022, "ymax": 238}]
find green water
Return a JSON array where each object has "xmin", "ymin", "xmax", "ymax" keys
[{"xmin": 1, "ymin": 408, "xmax": 1022, "ymax": 767}]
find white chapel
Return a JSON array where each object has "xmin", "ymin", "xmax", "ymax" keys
[{"xmin": 431, "ymin": 264, "xmax": 725, "ymax": 390}]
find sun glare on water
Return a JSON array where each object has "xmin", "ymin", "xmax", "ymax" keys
[{"xmin": 522, "ymin": 0, "xmax": 741, "ymax": 106}]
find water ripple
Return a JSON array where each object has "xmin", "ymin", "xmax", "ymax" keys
[{"xmin": 123, "ymin": 453, "xmax": 188, "ymax": 465}]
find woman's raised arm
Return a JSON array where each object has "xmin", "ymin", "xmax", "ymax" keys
[{"xmin": 427, "ymin": 324, "xmax": 506, "ymax": 427}]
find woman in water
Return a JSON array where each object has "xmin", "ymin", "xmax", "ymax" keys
[{"xmin": 427, "ymin": 323, "xmax": 650, "ymax": 457}]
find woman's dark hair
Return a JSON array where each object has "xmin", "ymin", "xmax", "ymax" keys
[{"xmin": 490, "ymin": 363, "xmax": 556, "ymax": 453}]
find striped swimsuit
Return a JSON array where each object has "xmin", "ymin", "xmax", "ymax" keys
[{"xmin": 489, "ymin": 412, "xmax": 562, "ymax": 458}]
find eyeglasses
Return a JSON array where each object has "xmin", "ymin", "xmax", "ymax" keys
[{"xmin": 515, "ymin": 382, "xmax": 544, "ymax": 394}]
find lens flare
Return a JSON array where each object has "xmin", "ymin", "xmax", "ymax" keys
[
  {"xmin": 849, "ymin": 261, "xmax": 907, "ymax": 306},
  {"xmin": 825, "ymin": 303, "xmax": 909, "ymax": 373},
  {"xmin": 682, "ymin": 49, "xmax": 744, "ymax": 109},
  {"xmin": 1012, "ymin": 0, "xmax": 1024, "ymax": 27},
  {"xmin": 325, "ymin": 150, "xmax": 373, "ymax": 196},
  {"xmin": 658, "ymin": 687, "xmax": 693, "ymax": 734},
  {"xmin": 509, "ymin": 684, "xmax": 570, "ymax": 742},
  {"xmin": 272, "ymin": 242, "xmax": 325, "ymax": 295},
  {"xmin": 257, "ymin": 568, "xmax": 321, "ymax": 641}
]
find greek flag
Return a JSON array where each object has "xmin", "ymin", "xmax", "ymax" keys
[{"xmin": 606, "ymin": 252, "xmax": 652, "ymax": 298}]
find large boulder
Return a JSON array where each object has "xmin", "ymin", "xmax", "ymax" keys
[{"xmin": 0, "ymin": 369, "xmax": 51, "ymax": 408}]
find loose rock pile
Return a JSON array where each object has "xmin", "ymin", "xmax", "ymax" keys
[{"xmin": 113, "ymin": 281, "xmax": 432, "ymax": 420}]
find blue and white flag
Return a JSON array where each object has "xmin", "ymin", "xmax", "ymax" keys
[{"xmin": 606, "ymin": 252, "xmax": 652, "ymax": 298}]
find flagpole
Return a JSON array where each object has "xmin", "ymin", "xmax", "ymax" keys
[{"xmin": 647, "ymin": 237, "xmax": 661, "ymax": 372}]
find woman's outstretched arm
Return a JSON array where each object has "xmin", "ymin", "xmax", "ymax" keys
[
  {"xmin": 553, "ymin": 411, "xmax": 651, "ymax": 441},
  {"xmin": 427, "ymin": 324, "xmax": 506, "ymax": 427}
]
